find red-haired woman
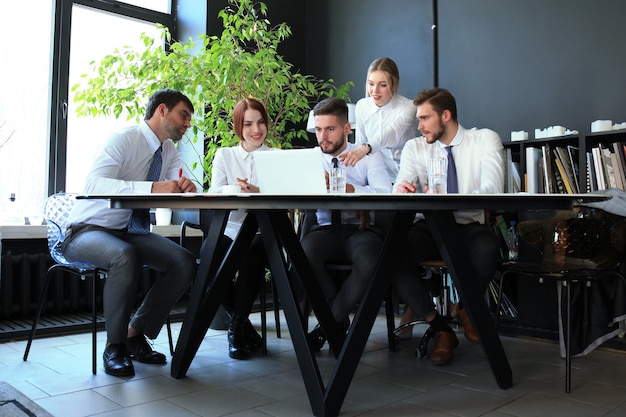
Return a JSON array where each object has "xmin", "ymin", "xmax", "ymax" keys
[{"xmin": 208, "ymin": 98, "xmax": 272, "ymax": 359}]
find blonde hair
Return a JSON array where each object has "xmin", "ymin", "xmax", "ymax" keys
[{"xmin": 365, "ymin": 57, "xmax": 400, "ymax": 97}]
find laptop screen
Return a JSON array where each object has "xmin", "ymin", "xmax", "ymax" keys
[{"xmin": 254, "ymin": 148, "xmax": 328, "ymax": 194}]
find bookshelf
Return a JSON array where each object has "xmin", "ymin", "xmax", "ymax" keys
[
  {"xmin": 497, "ymin": 130, "xmax": 626, "ymax": 334},
  {"xmin": 503, "ymin": 129, "xmax": 626, "ymax": 194}
]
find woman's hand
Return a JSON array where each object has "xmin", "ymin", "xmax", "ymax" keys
[
  {"xmin": 338, "ymin": 144, "xmax": 370, "ymax": 167},
  {"xmin": 236, "ymin": 177, "xmax": 259, "ymax": 193}
]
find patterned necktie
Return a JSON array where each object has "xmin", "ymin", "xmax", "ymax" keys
[
  {"xmin": 331, "ymin": 157, "xmax": 341, "ymax": 229},
  {"xmin": 445, "ymin": 146, "xmax": 458, "ymax": 194},
  {"xmin": 128, "ymin": 146, "xmax": 162, "ymax": 234}
]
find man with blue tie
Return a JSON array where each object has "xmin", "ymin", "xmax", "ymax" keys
[
  {"xmin": 63, "ymin": 89, "xmax": 197, "ymax": 376},
  {"xmin": 301, "ymin": 97, "xmax": 391, "ymax": 352},
  {"xmin": 393, "ymin": 87, "xmax": 504, "ymax": 365}
]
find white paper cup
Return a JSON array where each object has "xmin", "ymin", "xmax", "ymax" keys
[
  {"xmin": 222, "ymin": 185, "xmax": 241, "ymax": 194},
  {"xmin": 155, "ymin": 208, "xmax": 172, "ymax": 225}
]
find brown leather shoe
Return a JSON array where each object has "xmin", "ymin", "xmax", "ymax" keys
[
  {"xmin": 456, "ymin": 307, "xmax": 479, "ymax": 344},
  {"xmin": 430, "ymin": 330, "xmax": 459, "ymax": 366}
]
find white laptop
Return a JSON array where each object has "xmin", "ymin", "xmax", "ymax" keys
[{"xmin": 254, "ymin": 148, "xmax": 328, "ymax": 194}]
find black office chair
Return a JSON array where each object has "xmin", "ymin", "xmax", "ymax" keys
[
  {"xmin": 166, "ymin": 220, "xmax": 281, "ymax": 355},
  {"xmin": 390, "ymin": 259, "xmax": 455, "ymax": 357},
  {"xmin": 494, "ymin": 207, "xmax": 626, "ymax": 393},
  {"xmin": 24, "ymin": 193, "xmax": 105, "ymax": 374}
]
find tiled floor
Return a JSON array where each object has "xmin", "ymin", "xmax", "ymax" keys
[{"xmin": 1, "ymin": 312, "xmax": 626, "ymax": 417}]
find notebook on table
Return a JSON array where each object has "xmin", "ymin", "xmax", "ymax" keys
[{"xmin": 254, "ymin": 147, "xmax": 328, "ymax": 194}]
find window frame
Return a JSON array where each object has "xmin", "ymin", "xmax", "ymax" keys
[{"xmin": 49, "ymin": 0, "xmax": 176, "ymax": 194}]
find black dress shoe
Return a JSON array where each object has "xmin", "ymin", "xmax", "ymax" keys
[
  {"xmin": 307, "ymin": 324, "xmax": 327, "ymax": 352},
  {"xmin": 228, "ymin": 314, "xmax": 250, "ymax": 359},
  {"xmin": 308, "ymin": 318, "xmax": 350, "ymax": 353},
  {"xmin": 126, "ymin": 334, "xmax": 167, "ymax": 364},
  {"xmin": 244, "ymin": 318, "xmax": 263, "ymax": 352},
  {"xmin": 103, "ymin": 344, "xmax": 135, "ymax": 377}
]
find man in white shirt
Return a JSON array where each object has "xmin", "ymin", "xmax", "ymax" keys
[
  {"xmin": 301, "ymin": 97, "xmax": 391, "ymax": 352},
  {"xmin": 63, "ymin": 89, "xmax": 197, "ymax": 377},
  {"xmin": 393, "ymin": 87, "xmax": 504, "ymax": 366}
]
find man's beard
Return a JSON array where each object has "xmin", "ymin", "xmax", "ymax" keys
[
  {"xmin": 425, "ymin": 121, "xmax": 445, "ymax": 144},
  {"xmin": 321, "ymin": 137, "xmax": 346, "ymax": 154}
]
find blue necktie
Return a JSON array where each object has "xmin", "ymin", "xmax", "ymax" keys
[
  {"xmin": 446, "ymin": 146, "xmax": 458, "ymax": 194},
  {"xmin": 331, "ymin": 158, "xmax": 341, "ymax": 229},
  {"xmin": 128, "ymin": 146, "xmax": 162, "ymax": 234}
]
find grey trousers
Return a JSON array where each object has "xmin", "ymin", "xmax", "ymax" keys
[
  {"xmin": 392, "ymin": 220, "xmax": 499, "ymax": 319},
  {"xmin": 63, "ymin": 223, "xmax": 196, "ymax": 344},
  {"xmin": 301, "ymin": 225, "xmax": 383, "ymax": 323}
]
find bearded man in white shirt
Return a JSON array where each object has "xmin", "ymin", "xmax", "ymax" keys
[
  {"xmin": 302, "ymin": 97, "xmax": 392, "ymax": 353},
  {"xmin": 393, "ymin": 87, "xmax": 504, "ymax": 366}
]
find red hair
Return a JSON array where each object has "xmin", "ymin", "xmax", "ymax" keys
[{"xmin": 233, "ymin": 98, "xmax": 269, "ymax": 140}]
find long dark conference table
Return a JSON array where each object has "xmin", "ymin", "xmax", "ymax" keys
[{"xmin": 83, "ymin": 193, "xmax": 609, "ymax": 417}]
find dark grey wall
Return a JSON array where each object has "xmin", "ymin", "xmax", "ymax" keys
[
  {"xmin": 305, "ymin": 0, "xmax": 434, "ymax": 103},
  {"xmin": 305, "ymin": 0, "xmax": 626, "ymax": 141}
]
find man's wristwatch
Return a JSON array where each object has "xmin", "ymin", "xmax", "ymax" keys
[{"xmin": 363, "ymin": 143, "xmax": 372, "ymax": 155}]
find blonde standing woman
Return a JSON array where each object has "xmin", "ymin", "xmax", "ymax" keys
[{"xmin": 341, "ymin": 57, "xmax": 417, "ymax": 182}]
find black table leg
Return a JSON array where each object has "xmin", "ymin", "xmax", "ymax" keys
[
  {"xmin": 256, "ymin": 209, "xmax": 415, "ymax": 417},
  {"xmin": 171, "ymin": 211, "xmax": 258, "ymax": 379},
  {"xmin": 424, "ymin": 210, "xmax": 513, "ymax": 390}
]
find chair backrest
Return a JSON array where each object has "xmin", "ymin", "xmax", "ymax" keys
[
  {"xmin": 519, "ymin": 207, "xmax": 626, "ymax": 271},
  {"xmin": 44, "ymin": 193, "xmax": 78, "ymax": 266}
]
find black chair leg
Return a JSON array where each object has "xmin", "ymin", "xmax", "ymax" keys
[
  {"xmin": 260, "ymin": 284, "xmax": 268, "ymax": 355},
  {"xmin": 565, "ymin": 281, "xmax": 571, "ymax": 393},
  {"xmin": 91, "ymin": 272, "xmax": 98, "ymax": 375},
  {"xmin": 385, "ymin": 286, "xmax": 396, "ymax": 352},
  {"xmin": 415, "ymin": 326, "xmax": 433, "ymax": 358},
  {"xmin": 23, "ymin": 268, "xmax": 54, "ymax": 362},
  {"xmin": 166, "ymin": 316, "xmax": 175, "ymax": 356},
  {"xmin": 271, "ymin": 279, "xmax": 281, "ymax": 338}
]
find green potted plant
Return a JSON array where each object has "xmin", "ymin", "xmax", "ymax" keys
[{"xmin": 72, "ymin": 0, "xmax": 353, "ymax": 189}]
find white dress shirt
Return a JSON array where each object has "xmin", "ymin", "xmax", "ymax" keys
[
  {"xmin": 68, "ymin": 121, "xmax": 183, "ymax": 229},
  {"xmin": 394, "ymin": 124, "xmax": 505, "ymax": 224},
  {"xmin": 208, "ymin": 143, "xmax": 272, "ymax": 240},
  {"xmin": 355, "ymin": 95, "xmax": 417, "ymax": 181},
  {"xmin": 316, "ymin": 143, "xmax": 392, "ymax": 226}
]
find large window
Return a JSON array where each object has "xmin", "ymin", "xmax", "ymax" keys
[
  {"xmin": 65, "ymin": 5, "xmax": 163, "ymax": 194},
  {"xmin": 0, "ymin": 0, "xmax": 175, "ymax": 222},
  {"xmin": 0, "ymin": 1, "xmax": 53, "ymax": 223}
]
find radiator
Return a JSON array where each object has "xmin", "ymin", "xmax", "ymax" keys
[{"xmin": 0, "ymin": 252, "xmax": 159, "ymax": 320}]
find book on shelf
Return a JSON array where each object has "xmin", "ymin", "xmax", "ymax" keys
[
  {"xmin": 537, "ymin": 158, "xmax": 545, "ymax": 194},
  {"xmin": 494, "ymin": 215, "xmax": 513, "ymax": 250},
  {"xmin": 511, "ymin": 162, "xmax": 521, "ymax": 192},
  {"xmin": 504, "ymin": 148, "xmax": 522, "ymax": 193},
  {"xmin": 554, "ymin": 156, "xmax": 574, "ymax": 193},
  {"xmin": 505, "ymin": 147, "xmax": 512, "ymax": 193},
  {"xmin": 611, "ymin": 141, "xmax": 626, "ymax": 191},
  {"xmin": 591, "ymin": 146, "xmax": 607, "ymax": 190},
  {"xmin": 609, "ymin": 152, "xmax": 624, "ymax": 190},
  {"xmin": 601, "ymin": 146, "xmax": 617, "ymax": 189},
  {"xmin": 554, "ymin": 146, "xmax": 579, "ymax": 193},
  {"xmin": 586, "ymin": 151, "xmax": 597, "ymax": 192},
  {"xmin": 567, "ymin": 145, "xmax": 580, "ymax": 192},
  {"xmin": 525, "ymin": 147, "xmax": 542, "ymax": 193},
  {"xmin": 541, "ymin": 143, "xmax": 556, "ymax": 193}
]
